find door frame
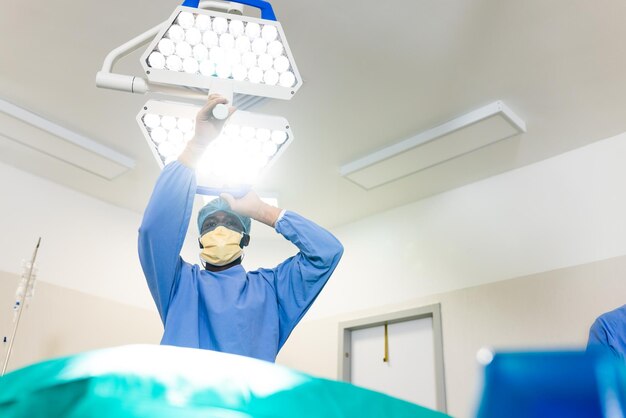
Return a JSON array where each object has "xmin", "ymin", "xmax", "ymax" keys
[{"xmin": 338, "ymin": 303, "xmax": 447, "ymax": 413}]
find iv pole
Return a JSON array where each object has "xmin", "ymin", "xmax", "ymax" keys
[{"xmin": 1, "ymin": 237, "xmax": 42, "ymax": 376}]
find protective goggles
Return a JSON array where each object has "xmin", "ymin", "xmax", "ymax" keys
[
  {"xmin": 199, "ymin": 218, "xmax": 250, "ymax": 249},
  {"xmin": 200, "ymin": 216, "xmax": 246, "ymax": 236}
]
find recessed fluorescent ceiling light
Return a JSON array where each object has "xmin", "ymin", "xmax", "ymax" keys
[
  {"xmin": 340, "ymin": 101, "xmax": 526, "ymax": 190},
  {"xmin": 0, "ymin": 98, "xmax": 135, "ymax": 180}
]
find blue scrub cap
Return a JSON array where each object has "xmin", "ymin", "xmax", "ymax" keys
[{"xmin": 197, "ymin": 198, "xmax": 251, "ymax": 235}]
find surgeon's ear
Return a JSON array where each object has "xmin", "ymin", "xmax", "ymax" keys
[{"xmin": 240, "ymin": 233, "xmax": 250, "ymax": 248}]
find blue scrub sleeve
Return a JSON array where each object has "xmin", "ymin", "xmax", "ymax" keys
[
  {"xmin": 272, "ymin": 212, "xmax": 344, "ymax": 348},
  {"xmin": 587, "ymin": 314, "xmax": 626, "ymax": 360},
  {"xmin": 138, "ymin": 162, "xmax": 196, "ymax": 322},
  {"xmin": 587, "ymin": 319, "xmax": 608, "ymax": 350}
]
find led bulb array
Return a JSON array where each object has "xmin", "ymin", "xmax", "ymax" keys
[
  {"xmin": 139, "ymin": 106, "xmax": 290, "ymax": 186},
  {"xmin": 142, "ymin": 114, "xmax": 196, "ymax": 165},
  {"xmin": 136, "ymin": 5, "xmax": 299, "ymax": 191},
  {"xmin": 200, "ymin": 124, "xmax": 289, "ymax": 184},
  {"xmin": 146, "ymin": 11, "xmax": 297, "ymax": 88}
]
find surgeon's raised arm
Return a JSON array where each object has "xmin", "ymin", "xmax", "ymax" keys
[
  {"xmin": 222, "ymin": 193, "xmax": 344, "ymax": 349},
  {"xmin": 138, "ymin": 94, "xmax": 235, "ymax": 321},
  {"xmin": 271, "ymin": 212, "xmax": 344, "ymax": 347},
  {"xmin": 138, "ymin": 162, "xmax": 196, "ymax": 322}
]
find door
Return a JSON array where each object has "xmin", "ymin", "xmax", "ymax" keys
[
  {"xmin": 339, "ymin": 305, "xmax": 446, "ymax": 412},
  {"xmin": 350, "ymin": 317, "xmax": 437, "ymax": 408}
]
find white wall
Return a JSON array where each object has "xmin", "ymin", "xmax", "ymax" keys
[
  {"xmin": 0, "ymin": 161, "xmax": 153, "ymax": 310},
  {"xmin": 250, "ymin": 131, "xmax": 626, "ymax": 321}
]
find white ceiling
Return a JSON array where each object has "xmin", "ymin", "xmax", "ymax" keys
[{"xmin": 1, "ymin": 0, "xmax": 626, "ymax": 228}]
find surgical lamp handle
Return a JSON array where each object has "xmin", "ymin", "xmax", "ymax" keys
[{"xmin": 181, "ymin": 0, "xmax": 277, "ymax": 21}]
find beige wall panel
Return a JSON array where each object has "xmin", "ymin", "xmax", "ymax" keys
[{"xmin": 0, "ymin": 270, "xmax": 162, "ymax": 373}]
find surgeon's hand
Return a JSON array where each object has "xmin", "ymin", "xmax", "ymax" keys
[
  {"xmin": 221, "ymin": 191, "xmax": 283, "ymax": 227},
  {"xmin": 193, "ymin": 94, "xmax": 236, "ymax": 146},
  {"xmin": 178, "ymin": 94, "xmax": 236, "ymax": 168}
]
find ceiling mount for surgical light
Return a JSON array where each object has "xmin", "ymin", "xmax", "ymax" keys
[{"xmin": 340, "ymin": 101, "xmax": 526, "ymax": 190}]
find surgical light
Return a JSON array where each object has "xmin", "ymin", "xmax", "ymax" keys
[
  {"xmin": 96, "ymin": 0, "xmax": 300, "ymax": 196},
  {"xmin": 140, "ymin": 2, "xmax": 302, "ymax": 102},
  {"xmin": 137, "ymin": 100, "xmax": 293, "ymax": 195}
]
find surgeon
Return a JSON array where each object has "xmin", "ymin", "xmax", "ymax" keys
[
  {"xmin": 587, "ymin": 304, "xmax": 626, "ymax": 360},
  {"xmin": 138, "ymin": 94, "xmax": 343, "ymax": 363}
]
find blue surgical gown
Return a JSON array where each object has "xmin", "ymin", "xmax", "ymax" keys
[
  {"xmin": 138, "ymin": 161, "xmax": 343, "ymax": 362},
  {"xmin": 587, "ymin": 304, "xmax": 626, "ymax": 360}
]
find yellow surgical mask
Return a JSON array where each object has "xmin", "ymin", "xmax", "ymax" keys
[{"xmin": 199, "ymin": 226, "xmax": 244, "ymax": 267}]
